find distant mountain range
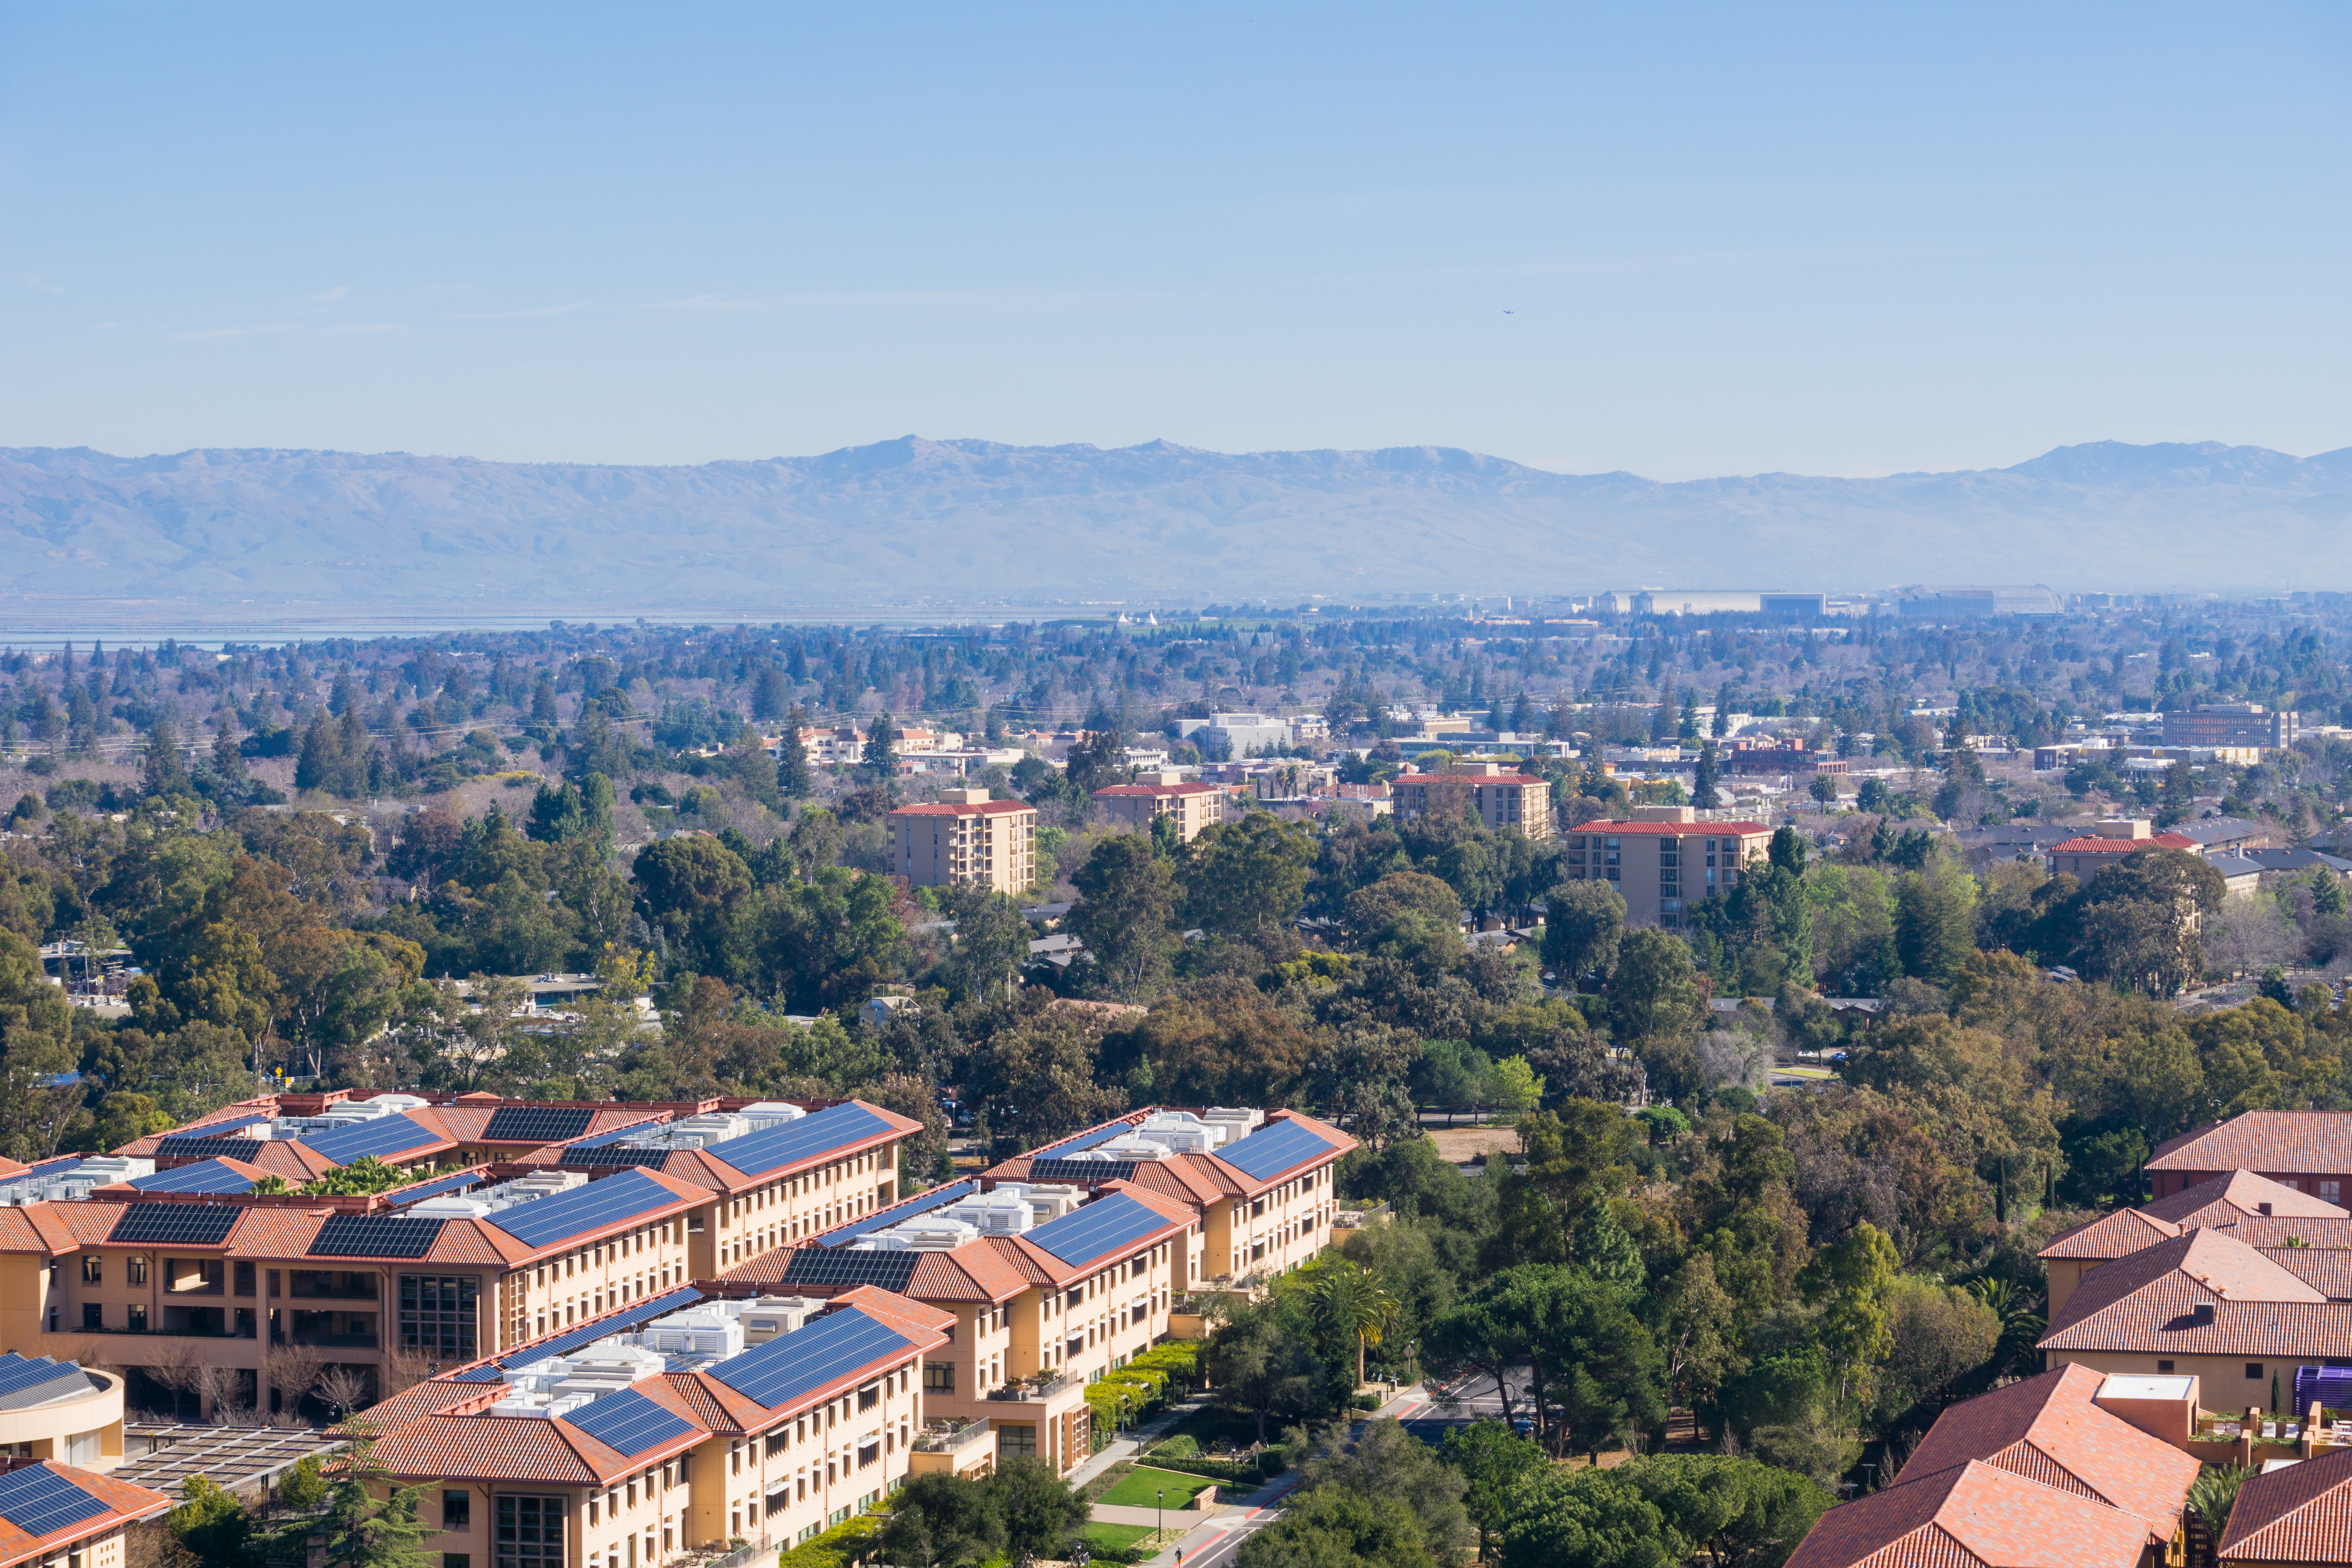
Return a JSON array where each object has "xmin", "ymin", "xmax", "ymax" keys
[{"xmin": 2, "ymin": 436, "xmax": 2347, "ymax": 613}]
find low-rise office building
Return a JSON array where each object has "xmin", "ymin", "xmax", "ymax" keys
[
  {"xmin": 2164, "ymin": 703, "xmax": 2301, "ymax": 751},
  {"xmin": 1559, "ymin": 806, "xmax": 1772, "ymax": 929}
]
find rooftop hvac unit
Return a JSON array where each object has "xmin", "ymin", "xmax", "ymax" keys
[
  {"xmin": 641, "ymin": 1313, "xmax": 744, "ymax": 1358},
  {"xmin": 862, "ymin": 1218, "xmax": 979, "ymax": 1251},
  {"xmin": 490, "ymin": 1391, "xmax": 592, "ymax": 1419},
  {"xmin": 369, "ymin": 1094, "xmax": 432, "ymax": 1111},
  {"xmin": 1020, "ymin": 1186, "xmax": 1086, "ymax": 1221},
  {"xmin": 737, "ymin": 1102, "xmax": 807, "ymax": 1129},
  {"xmin": 742, "ymin": 1297, "xmax": 824, "ymax": 1344},
  {"xmin": 1085, "ymin": 1135, "xmax": 1172, "ymax": 1162},
  {"xmin": 944, "ymin": 1192, "xmax": 1038, "ymax": 1232},
  {"xmin": 1200, "ymin": 1107, "xmax": 1263, "ymax": 1140},
  {"xmin": 410, "ymin": 1196, "xmax": 493, "ymax": 1219}
]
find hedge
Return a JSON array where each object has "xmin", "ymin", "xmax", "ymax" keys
[{"xmin": 775, "ymin": 1512, "xmax": 882, "ymax": 1568}]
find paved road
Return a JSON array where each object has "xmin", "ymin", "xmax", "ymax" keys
[{"xmin": 1393, "ymin": 1370, "xmax": 1536, "ymax": 1446}]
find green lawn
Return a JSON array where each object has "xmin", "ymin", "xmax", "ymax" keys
[
  {"xmin": 1099, "ymin": 1466, "xmax": 1216, "ymax": 1510},
  {"xmin": 1083, "ymin": 1524, "xmax": 1159, "ymax": 1552}
]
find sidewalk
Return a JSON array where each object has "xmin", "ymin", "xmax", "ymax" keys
[{"xmin": 1071, "ymin": 1395, "xmax": 1210, "ymax": 1490}]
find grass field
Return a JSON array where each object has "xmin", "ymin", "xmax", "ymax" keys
[
  {"xmin": 1098, "ymin": 1466, "xmax": 1216, "ymax": 1510},
  {"xmin": 1082, "ymin": 1524, "xmax": 1159, "ymax": 1552}
]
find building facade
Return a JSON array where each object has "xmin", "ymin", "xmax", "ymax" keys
[
  {"xmin": 2164, "ymin": 704, "xmax": 2301, "ymax": 751},
  {"xmin": 1390, "ymin": 764, "xmax": 1554, "ymax": 840},
  {"xmin": 2046, "ymin": 819, "xmax": 2203, "ymax": 884},
  {"xmin": 1560, "ymin": 807, "xmax": 1771, "ymax": 929},
  {"xmin": 1090, "ymin": 773, "xmax": 1226, "ymax": 842},
  {"xmin": 885, "ymin": 791, "xmax": 1038, "ymax": 895}
]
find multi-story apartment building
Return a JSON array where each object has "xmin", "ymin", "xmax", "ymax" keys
[
  {"xmin": 2045, "ymin": 818, "xmax": 2201, "ymax": 884},
  {"xmin": 1390, "ymin": 764, "xmax": 1553, "ymax": 840},
  {"xmin": 886, "ymin": 791, "xmax": 1038, "ymax": 895},
  {"xmin": 2163, "ymin": 702, "xmax": 2301, "ymax": 751},
  {"xmin": 356, "ymin": 1284, "xmax": 952, "ymax": 1562},
  {"xmin": 1559, "ymin": 806, "xmax": 1771, "ymax": 929},
  {"xmin": 0, "ymin": 1096, "xmax": 917, "ymax": 1419},
  {"xmin": 1090, "ymin": 772, "xmax": 1225, "ymax": 842}
]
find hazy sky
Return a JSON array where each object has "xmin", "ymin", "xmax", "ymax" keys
[{"xmin": 3, "ymin": 4, "xmax": 2346, "ymax": 479}]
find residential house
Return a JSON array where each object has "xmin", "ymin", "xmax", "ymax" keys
[{"xmin": 2040, "ymin": 1171, "xmax": 2348, "ymax": 1317}]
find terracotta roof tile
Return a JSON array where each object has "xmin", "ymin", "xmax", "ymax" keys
[
  {"xmin": 2216, "ymin": 1218, "xmax": 2352, "ymax": 1250},
  {"xmin": 2041, "ymin": 1229, "xmax": 2352, "ymax": 1357},
  {"xmin": 1896, "ymin": 1366, "xmax": 2199, "ymax": 1546},
  {"xmin": 1568, "ymin": 820, "xmax": 1773, "ymax": 837},
  {"xmin": 2142, "ymin": 1170, "xmax": 2349, "ymax": 1224},
  {"xmin": 0, "ymin": 1463, "xmax": 175, "ymax": 1568},
  {"xmin": 2049, "ymin": 833, "xmax": 2199, "ymax": 853},
  {"xmin": 2149, "ymin": 1112, "xmax": 2352, "ymax": 1175},
  {"xmin": 342, "ymin": 1379, "xmax": 501, "ymax": 1436},
  {"xmin": 2263, "ymin": 1247, "xmax": 2352, "ymax": 1300},
  {"xmin": 2221, "ymin": 1442, "xmax": 2352, "ymax": 1561},
  {"xmin": 2040, "ymin": 1209, "xmax": 2182, "ymax": 1261},
  {"xmin": 1786, "ymin": 1459, "xmax": 2154, "ymax": 1568}
]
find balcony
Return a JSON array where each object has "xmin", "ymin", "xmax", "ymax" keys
[
  {"xmin": 984, "ymin": 1372, "xmax": 1068, "ymax": 1402},
  {"xmin": 281, "ymin": 1331, "xmax": 379, "ymax": 1349},
  {"xmin": 911, "ymin": 1417, "xmax": 993, "ymax": 1455}
]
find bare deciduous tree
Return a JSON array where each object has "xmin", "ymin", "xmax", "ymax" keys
[
  {"xmin": 144, "ymin": 1341, "xmax": 201, "ymax": 1421},
  {"xmin": 316, "ymin": 1366, "xmax": 371, "ymax": 1423}
]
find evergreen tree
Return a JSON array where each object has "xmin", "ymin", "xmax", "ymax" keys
[
  {"xmin": 1651, "ymin": 686, "xmax": 1679, "ymax": 745},
  {"xmin": 529, "ymin": 672, "xmax": 559, "ymax": 725},
  {"xmin": 862, "ymin": 711, "xmax": 900, "ymax": 796},
  {"xmin": 319, "ymin": 1445, "xmax": 434, "ymax": 1568},
  {"xmin": 213, "ymin": 713, "xmax": 245, "ymax": 777},
  {"xmin": 142, "ymin": 717, "xmax": 189, "ymax": 797},
  {"xmin": 1713, "ymin": 681, "xmax": 1734, "ymax": 737},
  {"xmin": 1692, "ymin": 741, "xmax": 1720, "ymax": 809},
  {"xmin": 777, "ymin": 705, "xmax": 813, "ymax": 799},
  {"xmin": 295, "ymin": 711, "xmax": 334, "ymax": 791}
]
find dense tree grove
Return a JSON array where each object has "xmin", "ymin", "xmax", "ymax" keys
[{"xmin": 8, "ymin": 604, "xmax": 2352, "ymax": 1558}]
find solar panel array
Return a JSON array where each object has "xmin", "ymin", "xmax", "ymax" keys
[
  {"xmin": 129, "ymin": 1160, "xmax": 256, "ymax": 1195},
  {"xmin": 0, "ymin": 1356, "xmax": 88, "ymax": 1408},
  {"xmin": 482, "ymin": 1106, "xmax": 595, "ymax": 1144},
  {"xmin": 302, "ymin": 1112, "xmax": 442, "ymax": 1165},
  {"xmin": 1025, "ymin": 1159, "xmax": 1140, "ymax": 1185},
  {"xmin": 564, "ymin": 1387, "xmax": 695, "ymax": 1455},
  {"xmin": 483, "ymin": 1285, "xmax": 706, "ymax": 1372},
  {"xmin": 1216, "ymin": 1118, "xmax": 1339, "ymax": 1181},
  {"xmin": 109, "ymin": 1204, "xmax": 240, "ymax": 1247},
  {"xmin": 778, "ymin": 1249, "xmax": 924, "ymax": 1293},
  {"xmin": 0, "ymin": 1466, "xmax": 111, "ymax": 1538},
  {"xmin": 814, "ymin": 1181, "xmax": 974, "ymax": 1247},
  {"xmin": 153, "ymin": 1135, "xmax": 269, "ymax": 1163},
  {"xmin": 564, "ymin": 1118, "xmax": 666, "ymax": 1152},
  {"xmin": 561, "ymin": 1145, "xmax": 673, "ymax": 1169},
  {"xmin": 1022, "ymin": 1193, "xmax": 1168, "ymax": 1267},
  {"xmin": 702, "ymin": 1103, "xmax": 890, "ymax": 1177},
  {"xmin": 485, "ymin": 1167, "xmax": 679, "ymax": 1249},
  {"xmin": 177, "ymin": 1112, "xmax": 269, "ymax": 1138},
  {"xmin": 1027, "ymin": 1120, "xmax": 1136, "ymax": 1160},
  {"xmin": 710, "ymin": 1306, "xmax": 913, "ymax": 1408},
  {"xmin": 385, "ymin": 1170, "xmax": 483, "ymax": 1208},
  {"xmin": 309, "ymin": 1215, "xmax": 447, "ymax": 1259}
]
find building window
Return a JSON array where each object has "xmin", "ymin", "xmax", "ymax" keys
[
  {"xmin": 447, "ymin": 1558, "xmax": 471, "ymax": 1568},
  {"xmin": 2327, "ymin": 1181, "xmax": 2344, "ymax": 1205},
  {"xmin": 81, "ymin": 1304, "xmax": 101, "ymax": 1331},
  {"xmin": 127, "ymin": 1258, "xmax": 148, "ymax": 1286},
  {"xmin": 2248, "ymin": 1363, "xmax": 2265, "ymax": 1381},
  {"xmin": 495, "ymin": 1496, "xmax": 563, "ymax": 1568},
  {"xmin": 998, "ymin": 1423, "xmax": 1037, "ymax": 1459},
  {"xmin": 924, "ymin": 1361, "xmax": 954, "ymax": 1394},
  {"xmin": 80, "ymin": 1256, "xmax": 100, "ymax": 1285},
  {"xmin": 128, "ymin": 1305, "xmax": 147, "ymax": 1333},
  {"xmin": 445, "ymin": 1492, "xmax": 471, "ymax": 1529},
  {"xmin": 400, "ymin": 1276, "xmax": 479, "ymax": 1361},
  {"xmin": 2157, "ymin": 1361, "xmax": 2174, "ymax": 1374}
]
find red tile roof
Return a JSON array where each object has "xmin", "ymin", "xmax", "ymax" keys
[
  {"xmin": 2048, "ymin": 833, "xmax": 2198, "ymax": 854},
  {"xmin": 2039, "ymin": 1228, "xmax": 2352, "ymax": 1358},
  {"xmin": 1567, "ymin": 820, "xmax": 1771, "ymax": 837},
  {"xmin": 2149, "ymin": 1112, "xmax": 2352, "ymax": 1175},
  {"xmin": 1895, "ymin": 1366, "xmax": 2198, "ymax": 1546},
  {"xmin": 1784, "ymin": 1458, "xmax": 2155, "ymax": 1568},
  {"xmin": 2040, "ymin": 1208, "xmax": 2182, "ymax": 1262},
  {"xmin": 2220, "ymin": 1441, "xmax": 2352, "ymax": 1562},
  {"xmin": 1091, "ymin": 784, "xmax": 1218, "ymax": 798},
  {"xmin": 888, "ymin": 800, "xmax": 1034, "ymax": 817},
  {"xmin": 2142, "ymin": 1169, "xmax": 2350, "ymax": 1225}
]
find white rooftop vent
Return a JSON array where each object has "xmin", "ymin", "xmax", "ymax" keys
[
  {"xmin": 943, "ymin": 1191, "xmax": 1038, "ymax": 1233},
  {"xmin": 368, "ymin": 1094, "xmax": 432, "ymax": 1111},
  {"xmin": 407, "ymin": 1195, "xmax": 493, "ymax": 1219},
  {"xmin": 1084, "ymin": 1135, "xmax": 1171, "ymax": 1162},
  {"xmin": 641, "ymin": 1312, "xmax": 744, "ymax": 1359},
  {"xmin": 736, "ymin": 1102, "xmax": 806, "ymax": 1129},
  {"xmin": 1016, "ymin": 1185, "xmax": 1085, "ymax": 1221},
  {"xmin": 1201, "ymin": 1107, "xmax": 1263, "ymax": 1139}
]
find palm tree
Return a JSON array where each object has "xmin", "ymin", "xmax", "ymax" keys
[{"xmin": 1306, "ymin": 1261, "xmax": 1401, "ymax": 1390}]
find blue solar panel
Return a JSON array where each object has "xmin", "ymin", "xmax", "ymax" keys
[
  {"xmin": 0, "ymin": 1356, "xmax": 85, "ymax": 1403},
  {"xmin": 566, "ymin": 1388, "xmax": 695, "ymax": 1455},
  {"xmin": 302, "ymin": 1113, "xmax": 443, "ymax": 1165},
  {"xmin": 451, "ymin": 1365, "xmax": 506, "ymax": 1383},
  {"xmin": 710, "ymin": 1308, "xmax": 913, "ymax": 1409},
  {"xmin": 815, "ymin": 1181, "xmax": 974, "ymax": 1247},
  {"xmin": 385, "ymin": 1170, "xmax": 484, "ymax": 1207},
  {"xmin": 494, "ymin": 1286, "xmax": 704, "ymax": 1368},
  {"xmin": 1022, "ymin": 1193, "xmax": 1169, "ymax": 1267},
  {"xmin": 703, "ymin": 1103, "xmax": 890, "ymax": 1178},
  {"xmin": 1217, "ymin": 1119, "xmax": 1339, "ymax": 1181},
  {"xmin": 0, "ymin": 1466, "xmax": 110, "ymax": 1537},
  {"xmin": 129, "ymin": 1160, "xmax": 256, "ymax": 1194},
  {"xmin": 485, "ymin": 1169, "xmax": 681, "ymax": 1250},
  {"xmin": 1029, "ymin": 1120, "xmax": 1136, "ymax": 1160},
  {"xmin": 565, "ymin": 1117, "xmax": 667, "ymax": 1153},
  {"xmin": 180, "ymin": 1112, "xmax": 269, "ymax": 1137}
]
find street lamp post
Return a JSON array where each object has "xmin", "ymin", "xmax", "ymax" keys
[{"xmin": 1158, "ymin": 1487, "xmax": 1164, "ymax": 1546}]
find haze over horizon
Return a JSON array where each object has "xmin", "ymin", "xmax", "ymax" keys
[{"xmin": 3, "ymin": 4, "xmax": 2347, "ymax": 484}]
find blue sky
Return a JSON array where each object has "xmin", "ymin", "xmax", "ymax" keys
[{"xmin": 2, "ymin": 3, "xmax": 2345, "ymax": 479}]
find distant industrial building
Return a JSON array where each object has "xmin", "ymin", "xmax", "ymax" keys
[
  {"xmin": 1896, "ymin": 584, "xmax": 2063, "ymax": 619},
  {"xmin": 1619, "ymin": 591, "xmax": 1827, "ymax": 619},
  {"xmin": 2161, "ymin": 702, "xmax": 2301, "ymax": 750}
]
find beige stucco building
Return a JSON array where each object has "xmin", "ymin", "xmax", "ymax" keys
[
  {"xmin": 1391, "ymin": 763, "xmax": 1554, "ymax": 840},
  {"xmin": 886, "ymin": 791, "xmax": 1038, "ymax": 894},
  {"xmin": 1561, "ymin": 805, "xmax": 1772, "ymax": 929},
  {"xmin": 1091, "ymin": 771, "xmax": 1225, "ymax": 842}
]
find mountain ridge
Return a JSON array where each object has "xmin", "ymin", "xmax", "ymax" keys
[{"xmin": 1, "ymin": 436, "xmax": 2345, "ymax": 606}]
